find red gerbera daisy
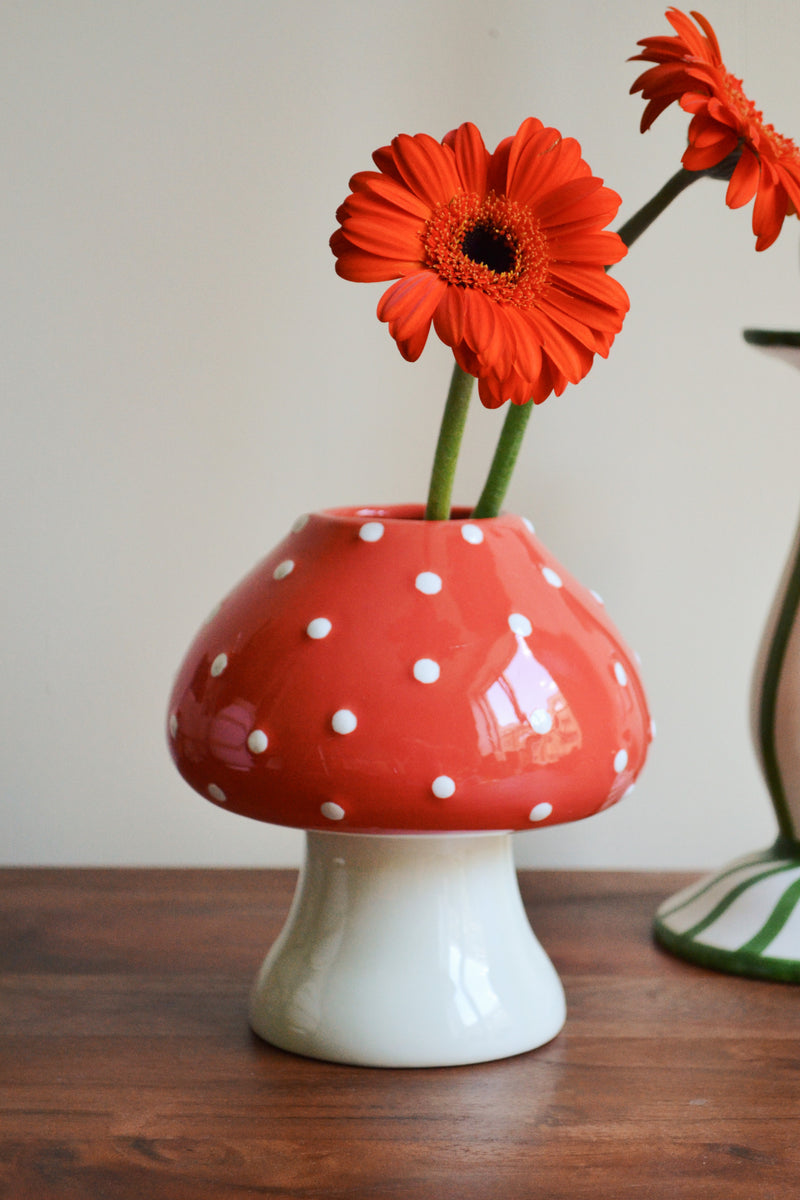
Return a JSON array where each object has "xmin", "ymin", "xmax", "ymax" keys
[
  {"xmin": 630, "ymin": 7, "xmax": 800, "ymax": 250},
  {"xmin": 330, "ymin": 120, "xmax": 629, "ymax": 408}
]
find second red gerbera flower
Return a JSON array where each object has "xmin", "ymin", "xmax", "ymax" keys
[
  {"xmin": 630, "ymin": 7, "xmax": 800, "ymax": 250},
  {"xmin": 330, "ymin": 120, "xmax": 629, "ymax": 409}
]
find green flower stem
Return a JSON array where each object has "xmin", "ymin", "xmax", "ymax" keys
[
  {"xmin": 615, "ymin": 166, "xmax": 699, "ymax": 249},
  {"xmin": 425, "ymin": 362, "xmax": 475, "ymax": 520},
  {"xmin": 472, "ymin": 400, "xmax": 534, "ymax": 518}
]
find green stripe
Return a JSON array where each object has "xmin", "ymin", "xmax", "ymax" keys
[
  {"xmin": 740, "ymin": 875, "xmax": 800, "ymax": 954},
  {"xmin": 654, "ymin": 919, "xmax": 800, "ymax": 983},
  {"xmin": 657, "ymin": 849, "xmax": 780, "ymax": 920},
  {"xmin": 679, "ymin": 863, "xmax": 798, "ymax": 941}
]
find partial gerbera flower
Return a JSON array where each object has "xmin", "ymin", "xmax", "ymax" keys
[
  {"xmin": 330, "ymin": 120, "xmax": 629, "ymax": 408},
  {"xmin": 630, "ymin": 7, "xmax": 800, "ymax": 250}
]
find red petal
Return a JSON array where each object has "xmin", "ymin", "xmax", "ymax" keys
[
  {"xmin": 453, "ymin": 342, "xmax": 480, "ymax": 379},
  {"xmin": 547, "ymin": 230, "xmax": 628, "ymax": 266},
  {"xmin": 777, "ymin": 162, "xmax": 800, "ymax": 217},
  {"xmin": 485, "ymin": 134, "xmax": 515, "ymax": 195},
  {"xmin": 347, "ymin": 170, "xmax": 432, "ymax": 218},
  {"xmin": 726, "ymin": 147, "xmax": 760, "ymax": 209},
  {"xmin": 371, "ymin": 144, "xmax": 404, "ymax": 186},
  {"xmin": 507, "ymin": 130, "xmax": 586, "ymax": 206},
  {"xmin": 534, "ymin": 175, "xmax": 602, "ymax": 220},
  {"xmin": 752, "ymin": 169, "xmax": 787, "ymax": 251},
  {"xmin": 460, "ymin": 289, "xmax": 508, "ymax": 374},
  {"xmin": 528, "ymin": 356, "xmax": 560, "ymax": 405},
  {"xmin": 542, "ymin": 283, "xmax": 627, "ymax": 335},
  {"xmin": 377, "ymin": 272, "xmax": 448, "ymax": 342},
  {"xmin": 337, "ymin": 193, "xmax": 425, "ymax": 259},
  {"xmin": 431, "ymin": 285, "xmax": 465, "ymax": 348},
  {"xmin": 638, "ymin": 95, "xmax": 680, "ymax": 134},
  {"xmin": 502, "ymin": 308, "xmax": 543, "ymax": 381},
  {"xmin": 548, "ymin": 262, "xmax": 629, "ymax": 310},
  {"xmin": 682, "ymin": 132, "xmax": 738, "ymax": 170},
  {"xmin": 666, "ymin": 7, "xmax": 720, "ymax": 61},
  {"xmin": 524, "ymin": 309, "xmax": 593, "ymax": 383},
  {"xmin": 475, "ymin": 374, "xmax": 509, "ymax": 409},
  {"xmin": 395, "ymin": 321, "xmax": 431, "ymax": 362},
  {"xmin": 443, "ymin": 122, "xmax": 489, "ymax": 194},
  {"xmin": 689, "ymin": 118, "xmax": 735, "ymax": 149},
  {"xmin": 688, "ymin": 9, "xmax": 723, "ymax": 63},
  {"xmin": 389, "ymin": 133, "xmax": 461, "ymax": 209},
  {"xmin": 537, "ymin": 183, "xmax": 623, "ymax": 235},
  {"xmin": 704, "ymin": 97, "xmax": 741, "ymax": 131},
  {"xmin": 332, "ymin": 247, "xmax": 421, "ymax": 284}
]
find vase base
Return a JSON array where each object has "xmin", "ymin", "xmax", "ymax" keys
[
  {"xmin": 249, "ymin": 830, "xmax": 566, "ymax": 1067},
  {"xmin": 654, "ymin": 838, "xmax": 800, "ymax": 982}
]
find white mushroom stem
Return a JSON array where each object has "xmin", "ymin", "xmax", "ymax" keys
[{"xmin": 249, "ymin": 830, "xmax": 566, "ymax": 1067}]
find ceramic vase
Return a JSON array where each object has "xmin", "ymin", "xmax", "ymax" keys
[
  {"xmin": 168, "ymin": 504, "xmax": 652, "ymax": 1065},
  {"xmin": 654, "ymin": 336, "xmax": 800, "ymax": 981}
]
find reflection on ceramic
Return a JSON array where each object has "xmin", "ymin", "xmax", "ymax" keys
[
  {"xmin": 249, "ymin": 830, "xmax": 565, "ymax": 1067},
  {"xmin": 168, "ymin": 504, "xmax": 652, "ymax": 1064},
  {"xmin": 655, "ymin": 333, "xmax": 800, "ymax": 981}
]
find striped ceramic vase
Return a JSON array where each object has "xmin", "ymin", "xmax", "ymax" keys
[{"xmin": 654, "ymin": 332, "xmax": 800, "ymax": 981}]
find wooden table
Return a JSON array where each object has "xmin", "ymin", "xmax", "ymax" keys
[{"xmin": 1, "ymin": 868, "xmax": 799, "ymax": 1199}]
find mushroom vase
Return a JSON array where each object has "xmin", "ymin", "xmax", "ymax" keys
[{"xmin": 168, "ymin": 504, "xmax": 652, "ymax": 1066}]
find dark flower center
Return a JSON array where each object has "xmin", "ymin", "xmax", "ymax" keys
[
  {"xmin": 422, "ymin": 191, "xmax": 550, "ymax": 305},
  {"xmin": 461, "ymin": 224, "xmax": 517, "ymax": 275}
]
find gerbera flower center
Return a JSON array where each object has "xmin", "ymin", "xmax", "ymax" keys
[
  {"xmin": 722, "ymin": 72, "xmax": 800, "ymax": 161},
  {"xmin": 422, "ymin": 191, "xmax": 550, "ymax": 305},
  {"xmin": 461, "ymin": 223, "xmax": 517, "ymax": 274}
]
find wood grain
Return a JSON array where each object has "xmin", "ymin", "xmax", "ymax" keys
[{"xmin": 1, "ymin": 868, "xmax": 799, "ymax": 1199}]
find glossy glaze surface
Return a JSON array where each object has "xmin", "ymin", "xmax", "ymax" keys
[
  {"xmin": 168, "ymin": 505, "xmax": 652, "ymax": 832},
  {"xmin": 249, "ymin": 830, "xmax": 566, "ymax": 1066}
]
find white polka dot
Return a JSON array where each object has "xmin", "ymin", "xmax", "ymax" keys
[
  {"xmin": 359, "ymin": 522, "xmax": 384, "ymax": 542},
  {"xmin": 208, "ymin": 784, "xmax": 227, "ymax": 803},
  {"xmin": 650, "ymin": 719, "xmax": 657, "ymax": 740},
  {"xmin": 332, "ymin": 709, "xmax": 357, "ymax": 734},
  {"xmin": 292, "ymin": 514, "xmax": 309, "ymax": 533},
  {"xmin": 529, "ymin": 802, "xmax": 553, "ymax": 822},
  {"xmin": 522, "ymin": 517, "xmax": 535, "ymax": 534},
  {"xmin": 413, "ymin": 658, "xmax": 440, "ymax": 683},
  {"xmin": 461, "ymin": 523, "xmax": 484, "ymax": 545},
  {"xmin": 306, "ymin": 617, "xmax": 332, "ymax": 639},
  {"xmin": 431, "ymin": 775, "xmax": 456, "ymax": 799},
  {"xmin": 529, "ymin": 708, "xmax": 553, "ymax": 735},
  {"xmin": 623, "ymin": 784, "xmax": 636, "ymax": 800},
  {"xmin": 614, "ymin": 661, "xmax": 628, "ymax": 687},
  {"xmin": 541, "ymin": 566, "xmax": 563, "ymax": 588},
  {"xmin": 415, "ymin": 572, "xmax": 442, "ymax": 595},
  {"xmin": 614, "ymin": 748, "xmax": 629, "ymax": 773},
  {"xmin": 169, "ymin": 714, "xmax": 178, "ymax": 737},
  {"xmin": 210, "ymin": 653, "xmax": 228, "ymax": 677},
  {"xmin": 273, "ymin": 559, "xmax": 295, "ymax": 580},
  {"xmin": 247, "ymin": 729, "xmax": 268, "ymax": 754},
  {"xmin": 508, "ymin": 613, "xmax": 532, "ymax": 638},
  {"xmin": 590, "ymin": 589, "xmax": 604, "ymax": 606},
  {"xmin": 321, "ymin": 801, "xmax": 345, "ymax": 821}
]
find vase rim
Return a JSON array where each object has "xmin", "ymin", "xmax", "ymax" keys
[{"xmin": 318, "ymin": 503, "xmax": 517, "ymax": 524}]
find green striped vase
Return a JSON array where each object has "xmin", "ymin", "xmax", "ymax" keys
[{"xmin": 654, "ymin": 331, "xmax": 800, "ymax": 981}]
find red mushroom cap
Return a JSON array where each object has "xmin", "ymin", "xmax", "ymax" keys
[{"xmin": 167, "ymin": 505, "xmax": 652, "ymax": 833}]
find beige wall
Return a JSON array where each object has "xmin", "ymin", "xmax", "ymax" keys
[{"xmin": 3, "ymin": 0, "xmax": 800, "ymax": 867}]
